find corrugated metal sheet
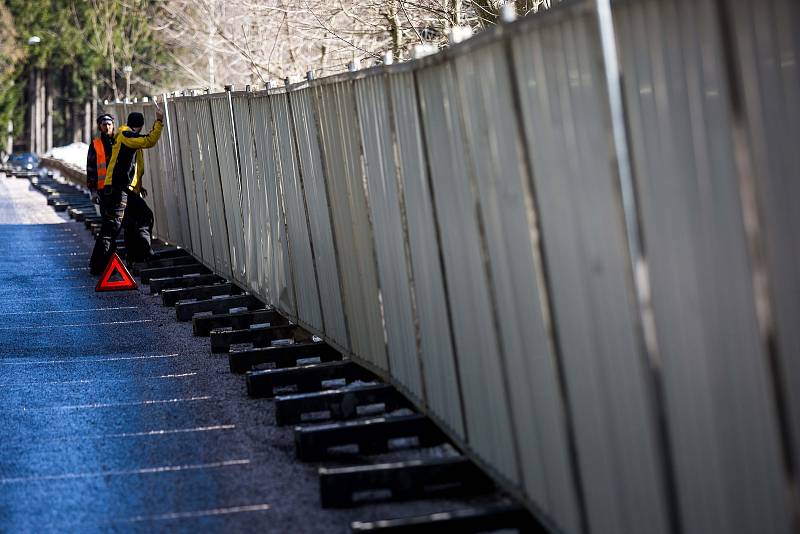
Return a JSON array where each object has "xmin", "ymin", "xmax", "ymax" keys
[
  {"xmin": 196, "ymin": 99, "xmax": 233, "ymax": 278},
  {"xmin": 614, "ymin": 1, "xmax": 792, "ymax": 532},
  {"xmin": 140, "ymin": 105, "xmax": 167, "ymax": 241},
  {"xmin": 231, "ymin": 93, "xmax": 267, "ymax": 301},
  {"xmin": 416, "ymin": 61, "xmax": 518, "ymax": 485},
  {"xmin": 210, "ymin": 95, "xmax": 246, "ymax": 284},
  {"xmin": 289, "ymin": 89, "xmax": 349, "ymax": 350},
  {"xmin": 354, "ymin": 75, "xmax": 422, "ymax": 400},
  {"xmin": 453, "ymin": 41, "xmax": 581, "ymax": 532},
  {"xmin": 510, "ymin": 10, "xmax": 671, "ymax": 534},
  {"xmin": 313, "ymin": 82, "xmax": 387, "ymax": 370},
  {"xmin": 163, "ymin": 95, "xmax": 192, "ymax": 248},
  {"xmin": 725, "ymin": 0, "xmax": 800, "ymax": 510},
  {"xmin": 251, "ymin": 94, "xmax": 296, "ymax": 316},
  {"xmin": 172, "ymin": 99, "xmax": 204, "ymax": 256},
  {"xmin": 270, "ymin": 92, "xmax": 323, "ymax": 330},
  {"xmin": 129, "ymin": 4, "xmax": 800, "ymax": 531},
  {"xmin": 386, "ymin": 72, "xmax": 464, "ymax": 439},
  {"xmin": 152, "ymin": 98, "xmax": 174, "ymax": 243},
  {"xmin": 185, "ymin": 99, "xmax": 216, "ymax": 268}
]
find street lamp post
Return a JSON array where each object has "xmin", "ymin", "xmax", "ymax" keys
[{"xmin": 123, "ymin": 65, "xmax": 133, "ymax": 103}]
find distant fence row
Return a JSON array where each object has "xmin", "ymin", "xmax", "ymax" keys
[{"xmin": 108, "ymin": 0, "xmax": 800, "ymax": 532}]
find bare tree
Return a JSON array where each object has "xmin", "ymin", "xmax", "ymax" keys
[{"xmin": 153, "ymin": 0, "xmax": 560, "ymax": 92}]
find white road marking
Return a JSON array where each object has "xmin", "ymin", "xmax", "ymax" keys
[
  {"xmin": 101, "ymin": 503, "xmax": 272, "ymax": 525},
  {"xmin": 0, "ymin": 371, "xmax": 197, "ymax": 387},
  {"xmin": 44, "ymin": 503, "xmax": 271, "ymax": 529},
  {"xmin": 15, "ymin": 239, "xmax": 78, "ymax": 244},
  {"xmin": 16, "ymin": 395, "xmax": 213, "ymax": 412},
  {"xmin": 0, "ymin": 306, "xmax": 138, "ymax": 316},
  {"xmin": 0, "ymin": 319, "xmax": 152, "ymax": 330},
  {"xmin": 5, "ymin": 425, "xmax": 236, "ymax": 447},
  {"xmin": 0, "ymin": 353, "xmax": 179, "ymax": 366},
  {"xmin": 12, "ymin": 241, "xmax": 83, "ymax": 250},
  {"xmin": 0, "ymin": 284, "xmax": 97, "ymax": 292},
  {"xmin": 0, "ymin": 458, "xmax": 251, "ymax": 484},
  {"xmin": 12, "ymin": 251, "xmax": 88, "ymax": 257},
  {"xmin": 49, "ymin": 424, "xmax": 237, "ymax": 442}
]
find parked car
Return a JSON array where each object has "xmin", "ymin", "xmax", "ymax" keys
[{"xmin": 9, "ymin": 152, "xmax": 40, "ymax": 171}]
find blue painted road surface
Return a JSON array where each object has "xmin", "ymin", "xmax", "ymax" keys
[{"xmin": 0, "ymin": 176, "xmax": 491, "ymax": 532}]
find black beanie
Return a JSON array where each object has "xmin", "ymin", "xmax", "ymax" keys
[
  {"xmin": 96, "ymin": 114, "xmax": 114, "ymax": 126},
  {"xmin": 127, "ymin": 112, "xmax": 145, "ymax": 128}
]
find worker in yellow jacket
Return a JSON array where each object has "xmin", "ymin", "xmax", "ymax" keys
[{"xmin": 89, "ymin": 110, "xmax": 163, "ymax": 275}]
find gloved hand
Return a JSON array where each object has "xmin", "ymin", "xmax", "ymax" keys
[{"xmin": 91, "ymin": 191, "xmax": 100, "ymax": 205}]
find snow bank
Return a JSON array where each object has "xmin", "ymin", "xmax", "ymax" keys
[{"xmin": 44, "ymin": 142, "xmax": 89, "ymax": 173}]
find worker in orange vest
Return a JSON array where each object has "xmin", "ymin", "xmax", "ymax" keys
[{"xmin": 86, "ymin": 114, "xmax": 115, "ymax": 206}]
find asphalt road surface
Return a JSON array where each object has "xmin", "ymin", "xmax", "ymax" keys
[{"xmin": 0, "ymin": 175, "xmax": 489, "ymax": 533}]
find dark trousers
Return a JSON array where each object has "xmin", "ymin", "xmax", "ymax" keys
[{"xmin": 89, "ymin": 187, "xmax": 154, "ymax": 274}]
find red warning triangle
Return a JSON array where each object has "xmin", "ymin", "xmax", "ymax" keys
[{"xmin": 95, "ymin": 253, "xmax": 138, "ymax": 292}]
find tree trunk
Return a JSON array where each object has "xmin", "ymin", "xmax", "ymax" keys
[
  {"xmin": 28, "ymin": 69, "xmax": 34, "ymax": 151},
  {"xmin": 6, "ymin": 119, "xmax": 12, "ymax": 155},
  {"xmin": 61, "ymin": 66, "xmax": 69, "ymax": 146},
  {"xmin": 72, "ymin": 98, "xmax": 82, "ymax": 143},
  {"xmin": 84, "ymin": 99, "xmax": 91, "ymax": 144},
  {"xmin": 91, "ymin": 71, "xmax": 98, "ymax": 125},
  {"xmin": 389, "ymin": 2, "xmax": 402, "ymax": 58},
  {"xmin": 110, "ymin": 57, "xmax": 119, "ymax": 102},
  {"xmin": 452, "ymin": 0, "xmax": 463, "ymax": 26},
  {"xmin": 36, "ymin": 69, "xmax": 44, "ymax": 154},
  {"xmin": 46, "ymin": 71, "xmax": 53, "ymax": 152}
]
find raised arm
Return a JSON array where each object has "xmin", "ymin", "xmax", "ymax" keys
[{"xmin": 121, "ymin": 118, "xmax": 163, "ymax": 149}]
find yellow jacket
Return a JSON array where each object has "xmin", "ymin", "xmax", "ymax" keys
[{"xmin": 103, "ymin": 119, "xmax": 163, "ymax": 192}]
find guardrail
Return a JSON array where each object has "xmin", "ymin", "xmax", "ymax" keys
[
  {"xmin": 40, "ymin": 157, "xmax": 86, "ymax": 187},
  {"xmin": 107, "ymin": 0, "xmax": 800, "ymax": 532}
]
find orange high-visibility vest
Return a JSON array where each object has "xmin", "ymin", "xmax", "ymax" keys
[{"xmin": 92, "ymin": 137, "xmax": 108, "ymax": 190}]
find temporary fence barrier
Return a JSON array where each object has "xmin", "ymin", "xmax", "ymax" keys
[{"xmin": 105, "ymin": 0, "xmax": 800, "ymax": 532}]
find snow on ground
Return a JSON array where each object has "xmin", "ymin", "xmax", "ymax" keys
[{"xmin": 44, "ymin": 142, "xmax": 89, "ymax": 172}]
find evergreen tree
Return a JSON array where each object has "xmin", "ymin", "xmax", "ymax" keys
[{"xmin": 0, "ymin": 0, "xmax": 175, "ymax": 151}]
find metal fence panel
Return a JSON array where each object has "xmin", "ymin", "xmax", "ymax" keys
[
  {"xmin": 510, "ymin": 11, "xmax": 672, "ymax": 534},
  {"xmin": 231, "ymin": 93, "xmax": 267, "ymax": 300},
  {"xmin": 196, "ymin": 99, "xmax": 233, "ymax": 278},
  {"xmin": 162, "ymin": 95, "xmax": 192, "ymax": 248},
  {"xmin": 417, "ymin": 62, "xmax": 519, "ymax": 485},
  {"xmin": 173, "ymin": 99, "xmax": 204, "ymax": 256},
  {"xmin": 210, "ymin": 95, "xmax": 246, "ymax": 284},
  {"xmin": 387, "ymin": 72, "xmax": 464, "ymax": 439},
  {"xmin": 141, "ymin": 104, "xmax": 167, "ymax": 241},
  {"xmin": 151, "ymin": 100, "xmax": 172, "ymax": 243},
  {"xmin": 123, "ymin": 3, "xmax": 800, "ymax": 530},
  {"xmin": 251, "ymin": 94, "xmax": 295, "ymax": 315},
  {"xmin": 290, "ymin": 89, "xmax": 349, "ymax": 349},
  {"xmin": 354, "ymin": 75, "xmax": 422, "ymax": 400},
  {"xmin": 186, "ymin": 99, "xmax": 216, "ymax": 268},
  {"xmin": 271, "ymin": 92, "xmax": 323, "ymax": 331},
  {"xmin": 614, "ymin": 1, "xmax": 792, "ymax": 532},
  {"xmin": 726, "ymin": 0, "xmax": 800, "ymax": 499},
  {"xmin": 454, "ymin": 41, "xmax": 582, "ymax": 531},
  {"xmin": 313, "ymin": 82, "xmax": 387, "ymax": 370}
]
